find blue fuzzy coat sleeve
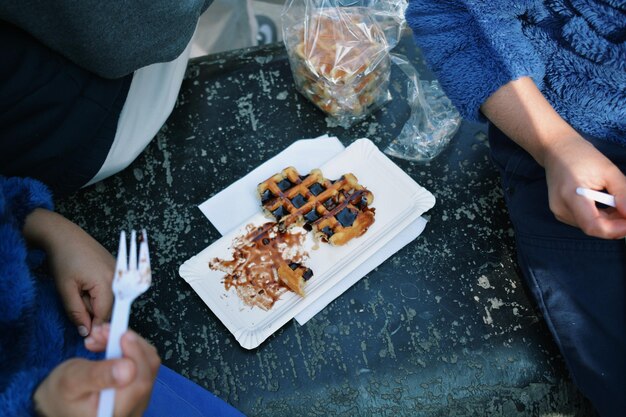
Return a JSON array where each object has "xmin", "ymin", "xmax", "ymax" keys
[
  {"xmin": 0, "ymin": 176, "xmax": 53, "ymax": 416},
  {"xmin": 405, "ymin": 0, "xmax": 546, "ymax": 122},
  {"xmin": 0, "ymin": 176, "xmax": 52, "ymax": 324},
  {"xmin": 1, "ymin": 176, "xmax": 53, "ymax": 229}
]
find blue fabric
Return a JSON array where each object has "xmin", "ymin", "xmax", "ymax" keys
[
  {"xmin": 145, "ymin": 365, "xmax": 246, "ymax": 417},
  {"xmin": 488, "ymin": 126, "xmax": 626, "ymax": 417},
  {"xmin": 0, "ymin": 176, "xmax": 94, "ymax": 416},
  {"xmin": 407, "ymin": 1, "xmax": 626, "ymax": 415},
  {"xmin": 405, "ymin": 0, "xmax": 626, "ymax": 145}
]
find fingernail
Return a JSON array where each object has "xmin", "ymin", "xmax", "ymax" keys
[
  {"xmin": 125, "ymin": 331, "xmax": 137, "ymax": 342},
  {"xmin": 84, "ymin": 336, "xmax": 94, "ymax": 345},
  {"xmin": 112, "ymin": 362, "xmax": 132, "ymax": 383},
  {"xmin": 78, "ymin": 326, "xmax": 89, "ymax": 337}
]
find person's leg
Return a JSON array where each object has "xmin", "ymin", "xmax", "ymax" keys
[
  {"xmin": 489, "ymin": 124, "xmax": 626, "ymax": 417},
  {"xmin": 144, "ymin": 365, "xmax": 246, "ymax": 417},
  {"xmin": 0, "ymin": 21, "xmax": 131, "ymax": 197}
]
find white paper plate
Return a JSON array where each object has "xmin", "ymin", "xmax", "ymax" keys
[{"xmin": 179, "ymin": 139, "xmax": 435, "ymax": 349}]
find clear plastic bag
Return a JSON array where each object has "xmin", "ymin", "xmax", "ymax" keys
[
  {"xmin": 282, "ymin": 0, "xmax": 407, "ymax": 128},
  {"xmin": 282, "ymin": 0, "xmax": 461, "ymax": 161},
  {"xmin": 384, "ymin": 54, "xmax": 461, "ymax": 162}
]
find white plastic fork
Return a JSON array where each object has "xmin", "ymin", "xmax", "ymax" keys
[
  {"xmin": 97, "ymin": 230, "xmax": 152, "ymax": 417},
  {"xmin": 576, "ymin": 187, "xmax": 616, "ymax": 207}
]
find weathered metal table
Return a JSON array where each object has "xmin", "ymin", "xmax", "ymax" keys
[{"xmin": 57, "ymin": 33, "xmax": 592, "ymax": 416}]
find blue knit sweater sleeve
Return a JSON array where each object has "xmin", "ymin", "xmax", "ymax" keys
[
  {"xmin": 405, "ymin": 0, "xmax": 546, "ymax": 122},
  {"xmin": 0, "ymin": 176, "xmax": 53, "ymax": 229}
]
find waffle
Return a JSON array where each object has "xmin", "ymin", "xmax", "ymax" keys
[
  {"xmin": 209, "ymin": 222, "xmax": 313, "ymax": 310},
  {"xmin": 258, "ymin": 167, "xmax": 375, "ymax": 246}
]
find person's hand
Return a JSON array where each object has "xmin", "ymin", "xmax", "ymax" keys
[
  {"xmin": 34, "ymin": 328, "xmax": 160, "ymax": 417},
  {"xmin": 481, "ymin": 77, "xmax": 626, "ymax": 239},
  {"xmin": 542, "ymin": 134, "xmax": 626, "ymax": 238},
  {"xmin": 23, "ymin": 209, "xmax": 115, "ymax": 336}
]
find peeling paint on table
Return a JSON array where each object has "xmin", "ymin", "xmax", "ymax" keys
[{"xmin": 57, "ymin": 37, "xmax": 593, "ymax": 416}]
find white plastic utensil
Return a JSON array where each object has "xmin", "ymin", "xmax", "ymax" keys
[
  {"xmin": 576, "ymin": 187, "xmax": 616, "ymax": 208},
  {"xmin": 97, "ymin": 230, "xmax": 152, "ymax": 417}
]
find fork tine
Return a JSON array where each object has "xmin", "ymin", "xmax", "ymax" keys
[
  {"xmin": 129, "ymin": 230, "xmax": 137, "ymax": 270},
  {"xmin": 116, "ymin": 231, "xmax": 128, "ymax": 273},
  {"xmin": 139, "ymin": 229, "xmax": 151, "ymax": 277}
]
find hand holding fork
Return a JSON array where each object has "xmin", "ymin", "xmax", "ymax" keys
[{"xmin": 97, "ymin": 230, "xmax": 152, "ymax": 417}]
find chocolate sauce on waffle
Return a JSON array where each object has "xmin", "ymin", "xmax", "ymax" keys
[
  {"xmin": 258, "ymin": 167, "xmax": 376, "ymax": 246},
  {"xmin": 209, "ymin": 222, "xmax": 312, "ymax": 310}
]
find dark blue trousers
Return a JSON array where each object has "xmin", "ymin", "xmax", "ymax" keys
[
  {"xmin": 489, "ymin": 125, "xmax": 626, "ymax": 417},
  {"xmin": 0, "ymin": 21, "xmax": 130, "ymax": 197}
]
